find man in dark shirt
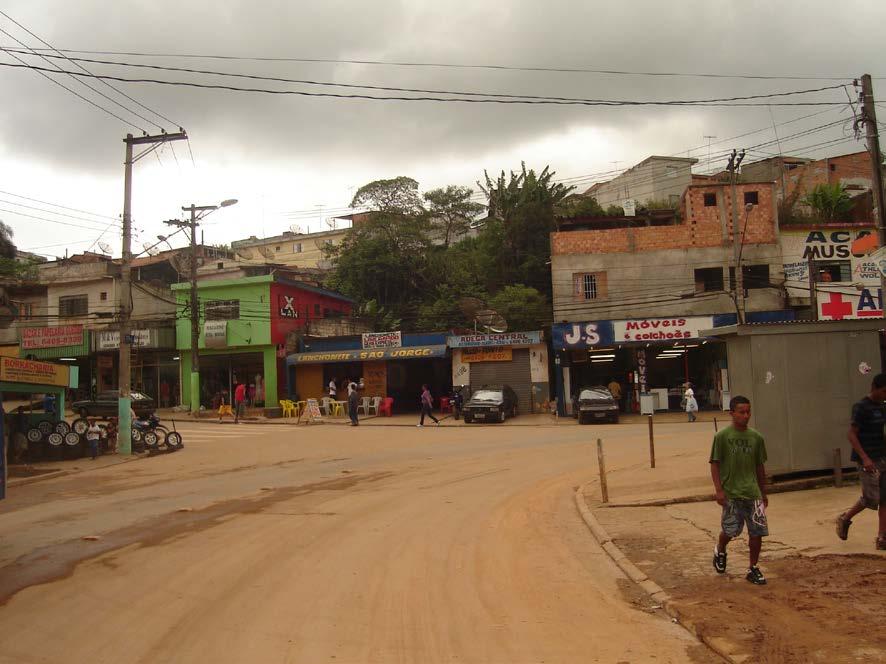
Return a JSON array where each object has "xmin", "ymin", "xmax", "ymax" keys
[{"xmin": 835, "ymin": 373, "xmax": 886, "ymax": 550}]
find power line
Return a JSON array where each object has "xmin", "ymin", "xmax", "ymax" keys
[
  {"xmin": 0, "ymin": 12, "xmax": 177, "ymax": 130},
  {"xmin": 5, "ymin": 46, "xmax": 881, "ymax": 81},
  {"xmin": 0, "ymin": 206, "xmax": 121, "ymax": 233},
  {"xmin": 0, "ymin": 49, "xmax": 854, "ymax": 106},
  {"xmin": 0, "ymin": 61, "xmax": 853, "ymax": 107},
  {"xmin": 0, "ymin": 189, "xmax": 119, "ymax": 221}
]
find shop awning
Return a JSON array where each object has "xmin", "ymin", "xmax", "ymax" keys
[{"xmin": 287, "ymin": 344, "xmax": 448, "ymax": 365}]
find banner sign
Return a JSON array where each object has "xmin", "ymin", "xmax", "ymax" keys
[
  {"xmin": 362, "ymin": 331, "xmax": 402, "ymax": 349},
  {"xmin": 0, "ymin": 357, "xmax": 69, "ymax": 387},
  {"xmin": 96, "ymin": 329, "xmax": 151, "ymax": 351},
  {"xmin": 21, "ymin": 325, "xmax": 83, "ymax": 350},
  {"xmin": 289, "ymin": 344, "xmax": 447, "ymax": 364},
  {"xmin": 551, "ymin": 322, "xmax": 614, "ymax": 349},
  {"xmin": 278, "ymin": 295, "xmax": 298, "ymax": 319},
  {"xmin": 448, "ymin": 331, "xmax": 542, "ymax": 348},
  {"xmin": 614, "ymin": 316, "xmax": 714, "ymax": 342},
  {"xmin": 203, "ymin": 320, "xmax": 228, "ymax": 348},
  {"xmin": 817, "ymin": 287, "xmax": 883, "ymax": 320},
  {"xmin": 781, "ymin": 229, "xmax": 879, "ymax": 297},
  {"xmin": 461, "ymin": 347, "xmax": 513, "ymax": 363}
]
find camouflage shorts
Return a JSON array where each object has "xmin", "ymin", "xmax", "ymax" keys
[{"xmin": 722, "ymin": 498, "xmax": 769, "ymax": 538}]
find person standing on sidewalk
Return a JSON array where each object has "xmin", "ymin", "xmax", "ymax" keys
[
  {"xmin": 86, "ymin": 419, "xmax": 102, "ymax": 460},
  {"xmin": 684, "ymin": 382, "xmax": 698, "ymax": 422},
  {"xmin": 417, "ymin": 384, "xmax": 439, "ymax": 427},
  {"xmin": 347, "ymin": 379, "xmax": 360, "ymax": 426},
  {"xmin": 710, "ymin": 395, "xmax": 769, "ymax": 585},
  {"xmin": 607, "ymin": 378, "xmax": 622, "ymax": 412},
  {"xmin": 835, "ymin": 373, "xmax": 886, "ymax": 550},
  {"xmin": 234, "ymin": 382, "xmax": 247, "ymax": 424}
]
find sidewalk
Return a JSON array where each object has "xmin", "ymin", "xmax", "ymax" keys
[{"xmin": 579, "ymin": 432, "xmax": 886, "ymax": 663}]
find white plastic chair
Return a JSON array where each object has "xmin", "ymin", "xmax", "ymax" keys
[
  {"xmin": 321, "ymin": 397, "xmax": 334, "ymax": 416},
  {"xmin": 366, "ymin": 396, "xmax": 382, "ymax": 416},
  {"xmin": 357, "ymin": 396, "xmax": 371, "ymax": 416}
]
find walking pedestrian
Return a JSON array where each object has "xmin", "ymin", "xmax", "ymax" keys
[
  {"xmin": 607, "ymin": 378, "xmax": 623, "ymax": 412},
  {"xmin": 684, "ymin": 382, "xmax": 698, "ymax": 422},
  {"xmin": 86, "ymin": 418, "xmax": 102, "ymax": 460},
  {"xmin": 835, "ymin": 373, "xmax": 886, "ymax": 550},
  {"xmin": 328, "ymin": 378, "xmax": 338, "ymax": 400},
  {"xmin": 417, "ymin": 384, "xmax": 439, "ymax": 427},
  {"xmin": 710, "ymin": 395, "xmax": 769, "ymax": 585},
  {"xmin": 347, "ymin": 379, "xmax": 360, "ymax": 426},
  {"xmin": 234, "ymin": 381, "xmax": 247, "ymax": 424}
]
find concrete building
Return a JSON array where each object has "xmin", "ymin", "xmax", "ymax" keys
[
  {"xmin": 584, "ymin": 156, "xmax": 698, "ymax": 209},
  {"xmin": 230, "ymin": 228, "xmax": 349, "ymax": 271}
]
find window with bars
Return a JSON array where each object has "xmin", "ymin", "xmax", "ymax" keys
[
  {"xmin": 573, "ymin": 272, "xmax": 607, "ymax": 300},
  {"xmin": 204, "ymin": 299, "xmax": 240, "ymax": 320},
  {"xmin": 58, "ymin": 295, "xmax": 88, "ymax": 317}
]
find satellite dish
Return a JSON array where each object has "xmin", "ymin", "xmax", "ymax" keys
[
  {"xmin": 458, "ymin": 297, "xmax": 485, "ymax": 320},
  {"xmin": 235, "ymin": 248, "xmax": 254, "ymax": 260},
  {"xmin": 289, "ymin": 224, "xmax": 303, "ymax": 234},
  {"xmin": 98, "ymin": 242, "xmax": 112, "ymax": 254},
  {"xmin": 142, "ymin": 242, "xmax": 159, "ymax": 256},
  {"xmin": 475, "ymin": 309, "xmax": 508, "ymax": 334},
  {"xmin": 324, "ymin": 217, "xmax": 336, "ymax": 229},
  {"xmin": 257, "ymin": 246, "xmax": 274, "ymax": 260},
  {"xmin": 169, "ymin": 253, "xmax": 192, "ymax": 275}
]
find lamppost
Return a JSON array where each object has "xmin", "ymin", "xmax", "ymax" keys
[{"xmin": 165, "ymin": 199, "xmax": 237, "ymax": 414}]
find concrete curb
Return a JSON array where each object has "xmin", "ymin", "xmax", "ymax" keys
[
  {"xmin": 7, "ymin": 454, "xmax": 145, "ymax": 488},
  {"xmin": 574, "ymin": 481, "xmax": 737, "ymax": 663}
]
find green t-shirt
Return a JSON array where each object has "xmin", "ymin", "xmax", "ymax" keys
[{"xmin": 709, "ymin": 425, "xmax": 767, "ymax": 500}]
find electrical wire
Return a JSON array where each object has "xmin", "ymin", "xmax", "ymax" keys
[
  {"xmin": 0, "ymin": 189, "xmax": 120, "ymax": 221},
  {"xmin": 0, "ymin": 61, "xmax": 853, "ymax": 107},
  {"xmin": 0, "ymin": 206, "xmax": 122, "ymax": 233}
]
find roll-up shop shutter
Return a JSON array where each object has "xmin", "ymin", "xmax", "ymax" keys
[{"xmin": 469, "ymin": 348, "xmax": 533, "ymax": 414}]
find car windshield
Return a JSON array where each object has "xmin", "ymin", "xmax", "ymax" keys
[
  {"xmin": 130, "ymin": 392, "xmax": 151, "ymax": 401},
  {"xmin": 471, "ymin": 390, "xmax": 502, "ymax": 401},
  {"xmin": 579, "ymin": 389, "xmax": 612, "ymax": 400}
]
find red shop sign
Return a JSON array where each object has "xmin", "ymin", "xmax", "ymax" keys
[{"xmin": 21, "ymin": 325, "xmax": 84, "ymax": 350}]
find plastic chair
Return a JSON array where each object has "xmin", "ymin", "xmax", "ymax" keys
[
  {"xmin": 367, "ymin": 396, "xmax": 382, "ymax": 416},
  {"xmin": 279, "ymin": 400, "xmax": 296, "ymax": 418},
  {"xmin": 379, "ymin": 397, "xmax": 394, "ymax": 417},
  {"xmin": 357, "ymin": 396, "xmax": 371, "ymax": 416},
  {"xmin": 321, "ymin": 397, "xmax": 334, "ymax": 416},
  {"xmin": 439, "ymin": 396, "xmax": 450, "ymax": 413}
]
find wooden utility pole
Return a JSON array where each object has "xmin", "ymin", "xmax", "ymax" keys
[
  {"xmin": 727, "ymin": 149, "xmax": 747, "ymax": 324},
  {"xmin": 118, "ymin": 131, "xmax": 187, "ymax": 454},
  {"xmin": 807, "ymin": 256, "xmax": 819, "ymax": 320},
  {"xmin": 860, "ymin": 75, "xmax": 886, "ymax": 318}
]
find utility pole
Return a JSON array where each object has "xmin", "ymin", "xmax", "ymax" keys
[
  {"xmin": 727, "ymin": 149, "xmax": 747, "ymax": 324},
  {"xmin": 859, "ymin": 74, "xmax": 886, "ymax": 318},
  {"xmin": 165, "ymin": 200, "xmax": 237, "ymax": 414},
  {"xmin": 118, "ymin": 131, "xmax": 187, "ymax": 455}
]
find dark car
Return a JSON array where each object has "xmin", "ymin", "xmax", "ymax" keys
[
  {"xmin": 463, "ymin": 385, "xmax": 518, "ymax": 424},
  {"xmin": 573, "ymin": 386, "xmax": 619, "ymax": 424},
  {"xmin": 72, "ymin": 390, "xmax": 156, "ymax": 418}
]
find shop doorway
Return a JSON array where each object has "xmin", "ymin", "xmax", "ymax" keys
[
  {"xmin": 198, "ymin": 353, "xmax": 265, "ymax": 409},
  {"xmin": 386, "ymin": 358, "xmax": 449, "ymax": 413}
]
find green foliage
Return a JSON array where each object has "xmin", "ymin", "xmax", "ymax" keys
[
  {"xmin": 355, "ymin": 298, "xmax": 401, "ymax": 331},
  {"xmin": 0, "ymin": 221, "xmax": 15, "ymax": 260},
  {"xmin": 350, "ymin": 176, "xmax": 424, "ymax": 214},
  {"xmin": 605, "ymin": 204, "xmax": 625, "ymax": 216},
  {"xmin": 801, "ymin": 183, "xmax": 853, "ymax": 222},
  {"xmin": 423, "ymin": 185, "xmax": 484, "ymax": 247},
  {"xmin": 558, "ymin": 195, "xmax": 605, "ymax": 218},
  {"xmin": 487, "ymin": 285, "xmax": 551, "ymax": 331}
]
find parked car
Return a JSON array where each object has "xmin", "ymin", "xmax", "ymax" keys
[
  {"xmin": 462, "ymin": 385, "xmax": 518, "ymax": 424},
  {"xmin": 573, "ymin": 386, "xmax": 619, "ymax": 424},
  {"xmin": 72, "ymin": 390, "xmax": 156, "ymax": 418}
]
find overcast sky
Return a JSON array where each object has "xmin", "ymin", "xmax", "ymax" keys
[{"xmin": 1, "ymin": 1, "xmax": 882, "ymax": 259}]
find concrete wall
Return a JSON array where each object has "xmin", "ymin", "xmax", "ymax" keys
[
  {"xmin": 586, "ymin": 157, "xmax": 697, "ymax": 208},
  {"xmin": 231, "ymin": 229, "xmax": 349, "ymax": 269},
  {"xmin": 725, "ymin": 326, "xmax": 879, "ymax": 475}
]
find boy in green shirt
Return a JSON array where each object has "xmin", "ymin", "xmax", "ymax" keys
[{"xmin": 709, "ymin": 395, "xmax": 769, "ymax": 585}]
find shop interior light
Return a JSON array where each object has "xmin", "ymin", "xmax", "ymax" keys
[
  {"xmin": 685, "ymin": 344, "xmax": 700, "ymax": 348},
  {"xmin": 591, "ymin": 354, "xmax": 615, "ymax": 359},
  {"xmin": 591, "ymin": 348, "xmax": 615, "ymax": 353},
  {"xmin": 655, "ymin": 354, "xmax": 681, "ymax": 359},
  {"xmin": 591, "ymin": 358, "xmax": 615, "ymax": 363},
  {"xmin": 58, "ymin": 357, "xmax": 76, "ymax": 361},
  {"xmin": 172, "ymin": 356, "xmax": 180, "ymax": 361}
]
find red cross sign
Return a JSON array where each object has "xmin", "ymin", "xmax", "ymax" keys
[{"xmin": 820, "ymin": 292, "xmax": 854, "ymax": 320}]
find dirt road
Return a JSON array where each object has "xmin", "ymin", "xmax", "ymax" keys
[{"xmin": 0, "ymin": 421, "xmax": 715, "ymax": 663}]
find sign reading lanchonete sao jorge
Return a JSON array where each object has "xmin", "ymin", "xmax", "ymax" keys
[
  {"xmin": 362, "ymin": 331, "xmax": 402, "ymax": 349},
  {"xmin": 448, "ymin": 331, "xmax": 542, "ymax": 348}
]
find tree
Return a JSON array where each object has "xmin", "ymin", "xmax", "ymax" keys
[
  {"xmin": 487, "ymin": 284, "xmax": 551, "ymax": 332},
  {"xmin": 477, "ymin": 163, "xmax": 574, "ymax": 296},
  {"xmin": 802, "ymin": 183, "xmax": 853, "ymax": 222},
  {"xmin": 423, "ymin": 185, "xmax": 484, "ymax": 248},
  {"xmin": 0, "ymin": 221, "xmax": 16, "ymax": 260},
  {"xmin": 558, "ymin": 195, "xmax": 605, "ymax": 218},
  {"xmin": 354, "ymin": 298, "xmax": 401, "ymax": 331},
  {"xmin": 350, "ymin": 176, "xmax": 424, "ymax": 214}
]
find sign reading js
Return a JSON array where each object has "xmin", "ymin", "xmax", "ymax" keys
[{"xmin": 551, "ymin": 322, "xmax": 614, "ymax": 349}]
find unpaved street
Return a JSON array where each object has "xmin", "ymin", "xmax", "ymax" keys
[{"xmin": 0, "ymin": 421, "xmax": 715, "ymax": 664}]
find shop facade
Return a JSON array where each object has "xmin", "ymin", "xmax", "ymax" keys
[
  {"xmin": 175, "ymin": 275, "xmax": 352, "ymax": 411},
  {"xmin": 92, "ymin": 327, "xmax": 178, "ymax": 406},
  {"xmin": 287, "ymin": 332, "xmax": 450, "ymax": 412},
  {"xmin": 551, "ymin": 312, "xmax": 794, "ymax": 416},
  {"xmin": 448, "ymin": 331, "xmax": 550, "ymax": 414},
  {"xmin": 18, "ymin": 325, "xmax": 92, "ymax": 399}
]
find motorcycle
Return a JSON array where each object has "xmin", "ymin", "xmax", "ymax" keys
[
  {"xmin": 133, "ymin": 414, "xmax": 183, "ymax": 450},
  {"xmin": 450, "ymin": 385, "xmax": 467, "ymax": 420}
]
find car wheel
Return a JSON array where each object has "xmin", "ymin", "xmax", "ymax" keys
[
  {"xmin": 499, "ymin": 410, "xmax": 506, "ymax": 423},
  {"xmin": 72, "ymin": 418, "xmax": 89, "ymax": 435},
  {"xmin": 79, "ymin": 408, "xmax": 89, "ymax": 418},
  {"xmin": 511, "ymin": 405, "xmax": 517, "ymax": 419},
  {"xmin": 26, "ymin": 427, "xmax": 44, "ymax": 443},
  {"xmin": 611, "ymin": 414, "xmax": 619, "ymax": 424},
  {"xmin": 54, "ymin": 421, "xmax": 71, "ymax": 435},
  {"xmin": 578, "ymin": 413, "xmax": 588, "ymax": 425},
  {"xmin": 37, "ymin": 420, "xmax": 53, "ymax": 436},
  {"xmin": 464, "ymin": 414, "xmax": 473, "ymax": 424},
  {"xmin": 47, "ymin": 432, "xmax": 64, "ymax": 447},
  {"xmin": 64, "ymin": 432, "xmax": 81, "ymax": 446},
  {"xmin": 143, "ymin": 431, "xmax": 159, "ymax": 447},
  {"xmin": 131, "ymin": 428, "xmax": 142, "ymax": 443}
]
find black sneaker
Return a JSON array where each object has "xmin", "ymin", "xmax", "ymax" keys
[
  {"xmin": 712, "ymin": 546, "xmax": 727, "ymax": 574},
  {"xmin": 746, "ymin": 566, "xmax": 767, "ymax": 585}
]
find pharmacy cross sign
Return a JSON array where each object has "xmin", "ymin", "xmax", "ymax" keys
[{"xmin": 820, "ymin": 292, "xmax": 853, "ymax": 320}]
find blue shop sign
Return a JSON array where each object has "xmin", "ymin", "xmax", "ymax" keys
[{"xmin": 551, "ymin": 321, "xmax": 614, "ymax": 349}]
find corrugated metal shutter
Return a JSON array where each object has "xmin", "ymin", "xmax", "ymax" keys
[{"xmin": 470, "ymin": 348, "xmax": 533, "ymax": 414}]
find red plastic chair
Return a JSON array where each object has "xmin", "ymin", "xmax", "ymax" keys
[
  {"xmin": 439, "ymin": 396, "xmax": 450, "ymax": 413},
  {"xmin": 379, "ymin": 397, "xmax": 394, "ymax": 417}
]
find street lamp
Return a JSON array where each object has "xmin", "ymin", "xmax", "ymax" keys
[{"xmin": 165, "ymin": 199, "xmax": 238, "ymax": 414}]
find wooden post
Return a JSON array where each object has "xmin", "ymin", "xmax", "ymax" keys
[
  {"xmin": 834, "ymin": 448, "xmax": 843, "ymax": 488},
  {"xmin": 596, "ymin": 438, "xmax": 609, "ymax": 504},
  {"xmin": 647, "ymin": 415, "xmax": 655, "ymax": 469},
  {"xmin": 713, "ymin": 417, "xmax": 718, "ymax": 432}
]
